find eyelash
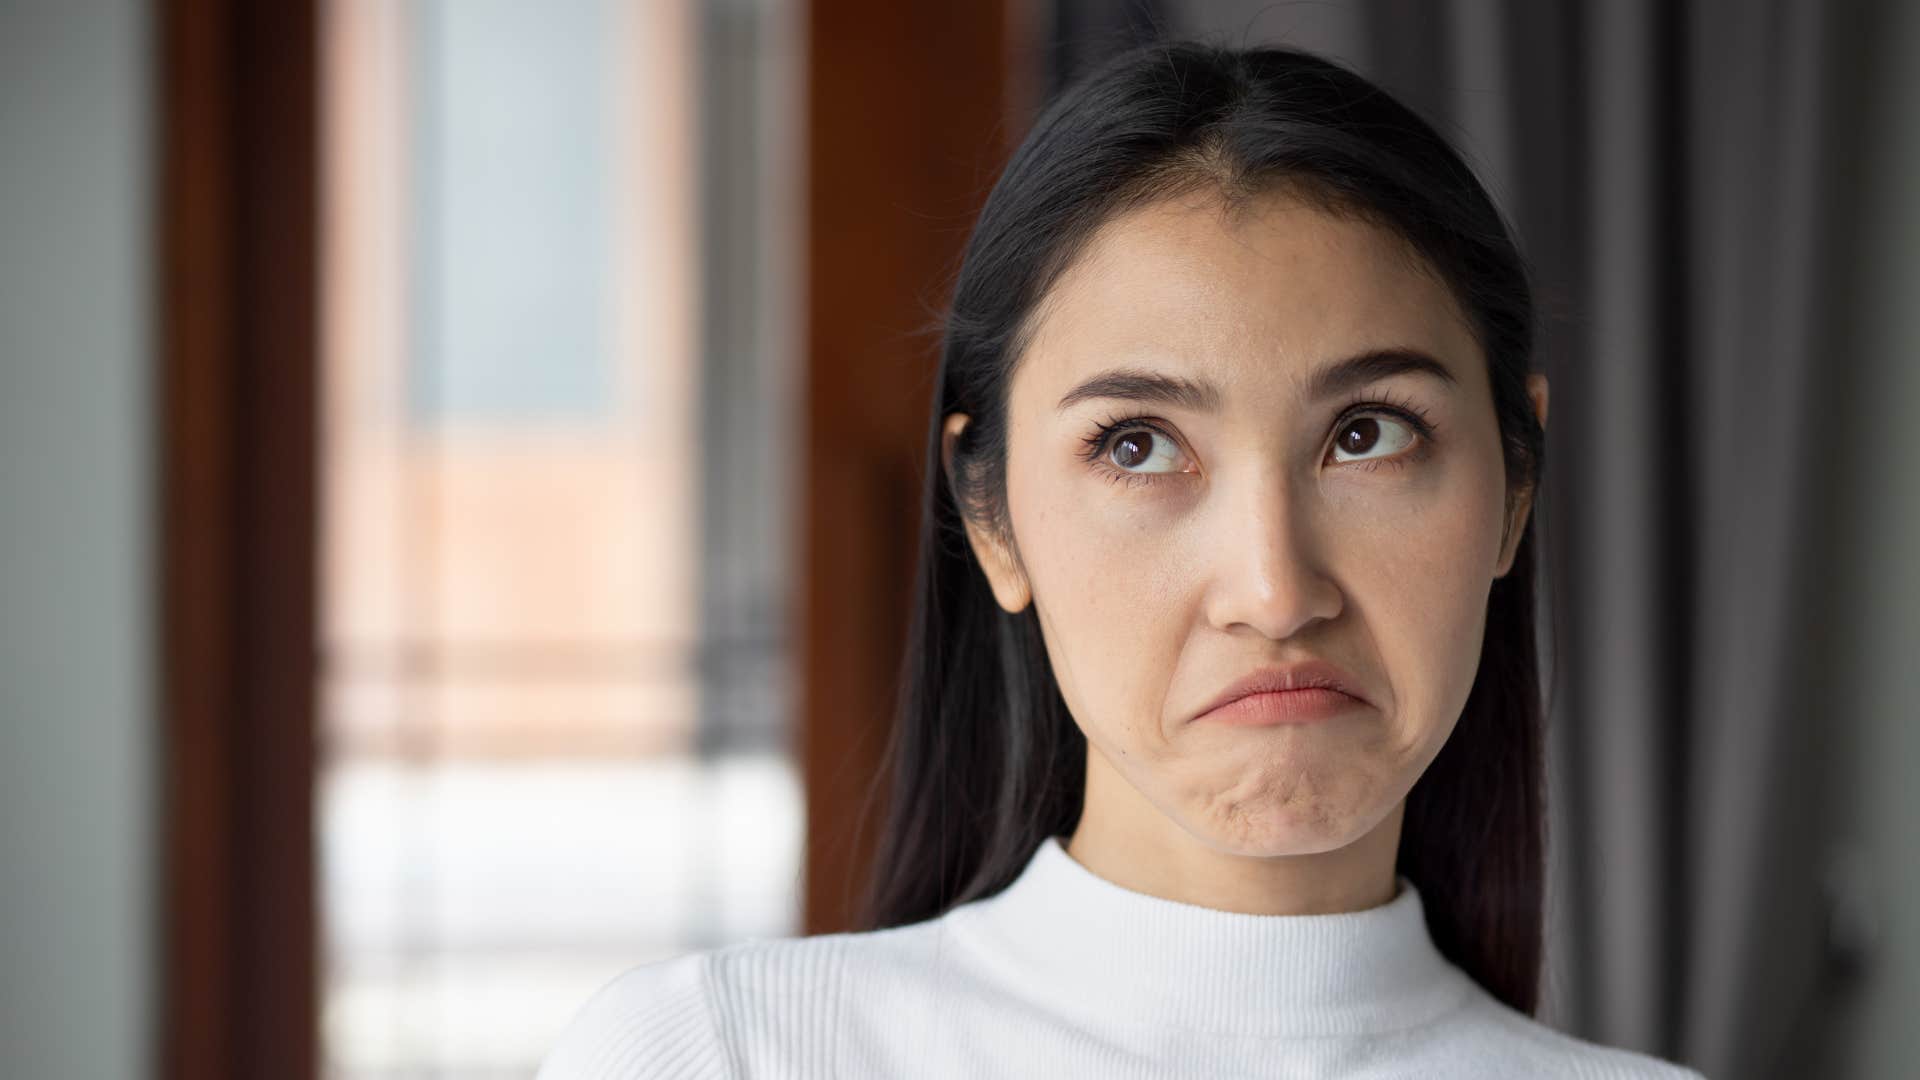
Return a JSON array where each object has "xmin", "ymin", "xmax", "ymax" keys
[{"xmin": 1077, "ymin": 391, "xmax": 1439, "ymax": 489}]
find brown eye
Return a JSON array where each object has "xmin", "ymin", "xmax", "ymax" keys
[
  {"xmin": 1340, "ymin": 418, "xmax": 1380, "ymax": 455},
  {"xmin": 1331, "ymin": 414, "xmax": 1414, "ymax": 463},
  {"xmin": 1105, "ymin": 428, "xmax": 1184, "ymax": 474},
  {"xmin": 1112, "ymin": 432, "xmax": 1153, "ymax": 468}
]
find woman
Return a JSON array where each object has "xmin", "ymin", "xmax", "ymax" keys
[{"xmin": 542, "ymin": 40, "xmax": 1705, "ymax": 1079}]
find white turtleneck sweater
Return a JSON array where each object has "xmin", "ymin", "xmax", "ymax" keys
[{"xmin": 539, "ymin": 836, "xmax": 1705, "ymax": 1078}]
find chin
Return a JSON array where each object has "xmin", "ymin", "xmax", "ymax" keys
[
  {"xmin": 1182, "ymin": 807, "xmax": 1351, "ymax": 857},
  {"xmin": 1178, "ymin": 768, "xmax": 1391, "ymax": 857}
]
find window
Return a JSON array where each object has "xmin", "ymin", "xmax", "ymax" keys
[{"xmin": 319, "ymin": 0, "xmax": 803, "ymax": 1073}]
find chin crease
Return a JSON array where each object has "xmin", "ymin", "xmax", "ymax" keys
[{"xmin": 1201, "ymin": 781, "xmax": 1346, "ymax": 853}]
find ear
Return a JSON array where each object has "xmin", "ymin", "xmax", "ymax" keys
[
  {"xmin": 1494, "ymin": 373, "xmax": 1550, "ymax": 579},
  {"xmin": 943, "ymin": 412, "xmax": 1032, "ymax": 613}
]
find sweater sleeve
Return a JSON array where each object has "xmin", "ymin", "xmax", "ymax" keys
[{"xmin": 537, "ymin": 952, "xmax": 731, "ymax": 1080}]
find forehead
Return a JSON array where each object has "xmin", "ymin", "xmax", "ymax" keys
[{"xmin": 1019, "ymin": 191, "xmax": 1479, "ymax": 396}]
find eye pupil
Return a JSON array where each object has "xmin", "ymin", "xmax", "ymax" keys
[
  {"xmin": 1341, "ymin": 418, "xmax": 1381, "ymax": 455},
  {"xmin": 1113, "ymin": 432, "xmax": 1152, "ymax": 469}
]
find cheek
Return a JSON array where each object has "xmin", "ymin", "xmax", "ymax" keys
[
  {"xmin": 1010, "ymin": 466, "xmax": 1193, "ymax": 750},
  {"xmin": 1337, "ymin": 456, "xmax": 1506, "ymax": 727}
]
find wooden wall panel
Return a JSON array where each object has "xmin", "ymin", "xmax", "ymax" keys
[
  {"xmin": 800, "ymin": 0, "xmax": 1032, "ymax": 934},
  {"xmin": 160, "ymin": 1, "xmax": 319, "ymax": 1077}
]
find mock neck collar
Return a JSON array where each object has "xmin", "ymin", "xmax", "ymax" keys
[{"xmin": 949, "ymin": 835, "xmax": 1472, "ymax": 1037}]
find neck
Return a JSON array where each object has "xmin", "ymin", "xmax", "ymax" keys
[{"xmin": 1067, "ymin": 748, "xmax": 1405, "ymax": 915}]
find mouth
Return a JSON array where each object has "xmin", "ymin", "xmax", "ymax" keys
[
  {"xmin": 1192, "ymin": 687, "xmax": 1366, "ymax": 726},
  {"xmin": 1190, "ymin": 660, "xmax": 1371, "ymax": 727}
]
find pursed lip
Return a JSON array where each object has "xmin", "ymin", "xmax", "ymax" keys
[{"xmin": 1191, "ymin": 659, "xmax": 1371, "ymax": 723}]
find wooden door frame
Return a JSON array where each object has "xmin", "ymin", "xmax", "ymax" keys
[
  {"xmin": 798, "ymin": 0, "xmax": 1035, "ymax": 933},
  {"xmin": 158, "ymin": 1, "xmax": 319, "ymax": 1077}
]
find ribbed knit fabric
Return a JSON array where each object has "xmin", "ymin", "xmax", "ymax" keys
[{"xmin": 539, "ymin": 836, "xmax": 1706, "ymax": 1078}]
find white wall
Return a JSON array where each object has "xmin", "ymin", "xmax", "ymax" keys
[{"xmin": 0, "ymin": 2, "xmax": 156, "ymax": 1077}]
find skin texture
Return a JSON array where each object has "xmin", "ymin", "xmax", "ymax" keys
[{"xmin": 944, "ymin": 189, "xmax": 1549, "ymax": 916}]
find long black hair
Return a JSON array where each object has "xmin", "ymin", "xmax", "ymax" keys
[{"xmin": 858, "ymin": 39, "xmax": 1550, "ymax": 1017}]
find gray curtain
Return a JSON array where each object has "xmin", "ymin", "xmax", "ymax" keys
[{"xmin": 1053, "ymin": 1, "xmax": 1852, "ymax": 1075}]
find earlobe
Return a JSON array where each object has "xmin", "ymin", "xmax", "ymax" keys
[
  {"xmin": 1494, "ymin": 374, "xmax": 1550, "ymax": 580},
  {"xmin": 1494, "ymin": 496, "xmax": 1527, "ymax": 579},
  {"xmin": 945, "ymin": 411, "xmax": 1032, "ymax": 612},
  {"xmin": 969, "ymin": 525, "xmax": 1033, "ymax": 613}
]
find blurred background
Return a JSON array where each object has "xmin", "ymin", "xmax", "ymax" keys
[{"xmin": 1, "ymin": 0, "xmax": 1914, "ymax": 1077}]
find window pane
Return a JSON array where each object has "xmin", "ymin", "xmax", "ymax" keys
[
  {"xmin": 319, "ymin": 0, "xmax": 802, "ymax": 1075},
  {"xmin": 409, "ymin": 0, "xmax": 614, "ymax": 424}
]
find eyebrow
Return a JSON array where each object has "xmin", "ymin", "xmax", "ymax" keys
[{"xmin": 1054, "ymin": 348, "xmax": 1459, "ymax": 413}]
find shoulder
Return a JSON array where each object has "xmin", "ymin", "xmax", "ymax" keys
[
  {"xmin": 537, "ymin": 951, "xmax": 728, "ymax": 1080},
  {"xmin": 1440, "ymin": 986, "xmax": 1709, "ymax": 1080},
  {"xmin": 538, "ymin": 920, "xmax": 958, "ymax": 1080}
]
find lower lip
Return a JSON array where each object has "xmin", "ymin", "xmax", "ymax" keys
[{"xmin": 1196, "ymin": 688, "xmax": 1365, "ymax": 726}]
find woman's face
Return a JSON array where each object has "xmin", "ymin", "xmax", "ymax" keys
[{"xmin": 950, "ymin": 189, "xmax": 1545, "ymax": 864}]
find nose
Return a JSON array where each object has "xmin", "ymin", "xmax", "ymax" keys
[{"xmin": 1202, "ymin": 476, "xmax": 1344, "ymax": 641}]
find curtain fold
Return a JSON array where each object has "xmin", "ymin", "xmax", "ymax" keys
[
  {"xmin": 1356, "ymin": 1, "xmax": 1843, "ymax": 1074},
  {"xmin": 1674, "ymin": 1, "xmax": 1840, "ymax": 1073}
]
